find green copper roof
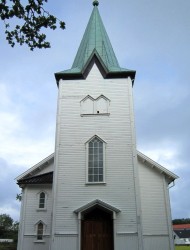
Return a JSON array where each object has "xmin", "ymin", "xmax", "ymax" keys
[
  {"xmin": 71, "ymin": 4, "xmax": 120, "ymax": 72},
  {"xmin": 55, "ymin": 2, "xmax": 136, "ymax": 81}
]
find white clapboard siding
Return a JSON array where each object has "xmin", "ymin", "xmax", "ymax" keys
[
  {"xmin": 22, "ymin": 185, "xmax": 52, "ymax": 235},
  {"xmin": 138, "ymin": 159, "xmax": 169, "ymax": 234},
  {"xmin": 52, "ymin": 64, "xmax": 138, "ymax": 237}
]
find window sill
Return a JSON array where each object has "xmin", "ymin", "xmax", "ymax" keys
[
  {"xmin": 85, "ymin": 182, "xmax": 106, "ymax": 186},
  {"xmin": 34, "ymin": 240, "xmax": 45, "ymax": 243},
  {"xmin": 81, "ymin": 113, "xmax": 110, "ymax": 117}
]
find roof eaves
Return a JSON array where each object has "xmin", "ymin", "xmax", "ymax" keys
[
  {"xmin": 137, "ymin": 150, "xmax": 179, "ymax": 181},
  {"xmin": 55, "ymin": 51, "xmax": 136, "ymax": 86},
  {"xmin": 17, "ymin": 171, "xmax": 53, "ymax": 185},
  {"xmin": 16, "ymin": 153, "xmax": 54, "ymax": 181}
]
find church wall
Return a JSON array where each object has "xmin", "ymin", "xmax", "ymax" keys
[
  {"xmin": 138, "ymin": 159, "xmax": 174, "ymax": 249},
  {"xmin": 52, "ymin": 235, "xmax": 78, "ymax": 250},
  {"xmin": 52, "ymin": 64, "xmax": 139, "ymax": 246},
  {"xmin": 143, "ymin": 235, "xmax": 170, "ymax": 250},
  {"xmin": 20, "ymin": 236, "xmax": 51, "ymax": 250},
  {"xmin": 18, "ymin": 185, "xmax": 53, "ymax": 250},
  {"xmin": 116, "ymin": 233, "xmax": 138, "ymax": 250}
]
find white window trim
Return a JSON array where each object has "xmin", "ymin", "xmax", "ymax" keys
[
  {"xmin": 36, "ymin": 191, "xmax": 48, "ymax": 211},
  {"xmin": 85, "ymin": 135, "xmax": 106, "ymax": 184},
  {"xmin": 34, "ymin": 220, "xmax": 47, "ymax": 242},
  {"xmin": 80, "ymin": 95, "xmax": 110, "ymax": 116}
]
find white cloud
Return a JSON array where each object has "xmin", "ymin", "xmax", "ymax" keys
[
  {"xmin": 0, "ymin": 203, "xmax": 20, "ymax": 222},
  {"xmin": 140, "ymin": 142, "xmax": 182, "ymax": 171},
  {"xmin": 0, "ymin": 0, "xmax": 190, "ymax": 221}
]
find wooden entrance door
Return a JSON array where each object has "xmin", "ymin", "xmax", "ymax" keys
[{"xmin": 81, "ymin": 208, "xmax": 113, "ymax": 250}]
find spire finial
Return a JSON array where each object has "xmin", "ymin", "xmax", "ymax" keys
[{"xmin": 93, "ymin": 0, "xmax": 99, "ymax": 6}]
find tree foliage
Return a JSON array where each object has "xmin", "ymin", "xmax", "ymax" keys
[
  {"xmin": 0, "ymin": 0, "xmax": 65, "ymax": 50},
  {"xmin": 0, "ymin": 214, "xmax": 19, "ymax": 241},
  {"xmin": 173, "ymin": 218, "xmax": 190, "ymax": 225},
  {"xmin": 0, "ymin": 214, "xmax": 13, "ymax": 231},
  {"xmin": 16, "ymin": 193, "xmax": 22, "ymax": 202}
]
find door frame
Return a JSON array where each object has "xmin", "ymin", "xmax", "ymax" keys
[
  {"xmin": 75, "ymin": 200, "xmax": 120, "ymax": 250},
  {"xmin": 81, "ymin": 207, "xmax": 114, "ymax": 250}
]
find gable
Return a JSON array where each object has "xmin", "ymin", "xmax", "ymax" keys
[
  {"xmin": 74, "ymin": 199, "xmax": 120, "ymax": 214},
  {"xmin": 137, "ymin": 151, "xmax": 178, "ymax": 184},
  {"xmin": 16, "ymin": 153, "xmax": 54, "ymax": 181}
]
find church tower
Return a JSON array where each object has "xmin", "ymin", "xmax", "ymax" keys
[
  {"xmin": 52, "ymin": 1, "xmax": 142, "ymax": 249},
  {"xmin": 17, "ymin": 2, "xmax": 177, "ymax": 250}
]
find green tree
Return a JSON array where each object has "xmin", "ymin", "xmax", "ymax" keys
[
  {"xmin": 0, "ymin": 214, "xmax": 19, "ymax": 241},
  {"xmin": 173, "ymin": 218, "xmax": 190, "ymax": 225},
  {"xmin": 0, "ymin": 0, "xmax": 65, "ymax": 50},
  {"xmin": 0, "ymin": 214, "xmax": 13, "ymax": 231},
  {"xmin": 16, "ymin": 192, "xmax": 22, "ymax": 202}
]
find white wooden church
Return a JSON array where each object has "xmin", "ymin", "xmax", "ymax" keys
[{"xmin": 16, "ymin": 1, "xmax": 178, "ymax": 250}]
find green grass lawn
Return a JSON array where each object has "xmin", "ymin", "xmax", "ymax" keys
[
  {"xmin": 175, "ymin": 246, "xmax": 190, "ymax": 250},
  {"xmin": 0, "ymin": 243, "xmax": 17, "ymax": 250}
]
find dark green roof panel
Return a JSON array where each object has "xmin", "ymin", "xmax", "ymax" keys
[
  {"xmin": 72, "ymin": 5, "xmax": 120, "ymax": 72},
  {"xmin": 55, "ymin": 2, "xmax": 136, "ymax": 81}
]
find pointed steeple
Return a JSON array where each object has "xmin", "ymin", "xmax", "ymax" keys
[
  {"xmin": 55, "ymin": 2, "xmax": 135, "ymax": 83},
  {"xmin": 72, "ymin": 1, "xmax": 120, "ymax": 72}
]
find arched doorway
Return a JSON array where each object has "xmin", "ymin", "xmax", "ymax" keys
[{"xmin": 81, "ymin": 207, "xmax": 113, "ymax": 250}]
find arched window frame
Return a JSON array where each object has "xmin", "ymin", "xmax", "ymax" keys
[
  {"xmin": 85, "ymin": 135, "xmax": 106, "ymax": 184},
  {"xmin": 35, "ymin": 220, "xmax": 46, "ymax": 242},
  {"xmin": 37, "ymin": 191, "xmax": 47, "ymax": 210}
]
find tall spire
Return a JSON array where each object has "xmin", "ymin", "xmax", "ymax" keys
[
  {"xmin": 55, "ymin": 2, "xmax": 135, "ymax": 83},
  {"xmin": 71, "ymin": 1, "xmax": 120, "ymax": 72}
]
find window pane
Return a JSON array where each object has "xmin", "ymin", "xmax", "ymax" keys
[
  {"xmin": 89, "ymin": 168, "xmax": 93, "ymax": 174},
  {"xmin": 39, "ymin": 203, "xmax": 44, "ymax": 209},
  {"xmin": 94, "ymin": 147, "xmax": 98, "ymax": 154},
  {"xmin": 39, "ymin": 192, "xmax": 45, "ymax": 208},
  {"xmin": 94, "ymin": 161, "xmax": 98, "ymax": 168},
  {"xmin": 94, "ymin": 175, "xmax": 98, "ymax": 182},
  {"xmin": 99, "ymin": 175, "xmax": 103, "ymax": 182},
  {"xmin": 89, "ymin": 161, "xmax": 93, "ymax": 168},
  {"xmin": 89, "ymin": 147, "xmax": 93, "ymax": 154},
  {"xmin": 88, "ymin": 175, "xmax": 93, "ymax": 182},
  {"xmin": 99, "ymin": 168, "xmax": 103, "ymax": 175},
  {"xmin": 94, "ymin": 154, "xmax": 98, "ymax": 161},
  {"xmin": 37, "ymin": 223, "xmax": 43, "ymax": 240},
  {"xmin": 88, "ymin": 137, "xmax": 104, "ymax": 183},
  {"xmin": 89, "ymin": 154, "xmax": 93, "ymax": 161},
  {"xmin": 99, "ymin": 161, "xmax": 103, "ymax": 168},
  {"xmin": 99, "ymin": 153, "xmax": 103, "ymax": 161},
  {"xmin": 94, "ymin": 168, "xmax": 98, "ymax": 174}
]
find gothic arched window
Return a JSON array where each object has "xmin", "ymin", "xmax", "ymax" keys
[
  {"xmin": 39, "ymin": 192, "xmax": 46, "ymax": 209},
  {"xmin": 37, "ymin": 222, "xmax": 44, "ymax": 240},
  {"xmin": 87, "ymin": 136, "xmax": 106, "ymax": 183}
]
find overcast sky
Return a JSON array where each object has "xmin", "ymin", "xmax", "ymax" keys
[{"xmin": 0, "ymin": 0, "xmax": 189, "ymax": 221}]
